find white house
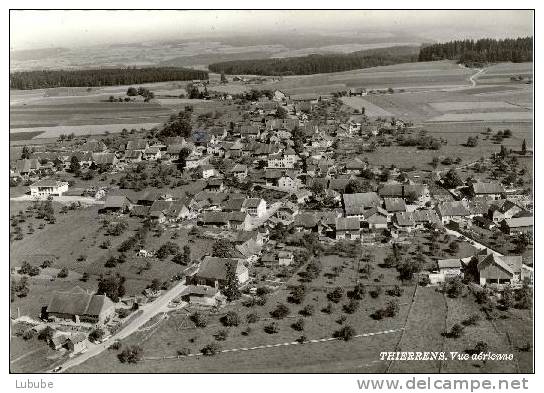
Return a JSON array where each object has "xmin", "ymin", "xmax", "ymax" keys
[
  {"xmin": 278, "ymin": 251, "xmax": 294, "ymax": 266},
  {"xmin": 242, "ymin": 198, "xmax": 267, "ymax": 218},
  {"xmin": 30, "ymin": 180, "xmax": 69, "ymax": 197}
]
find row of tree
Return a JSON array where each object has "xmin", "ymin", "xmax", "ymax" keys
[
  {"xmin": 10, "ymin": 67, "xmax": 208, "ymax": 90},
  {"xmin": 208, "ymin": 46, "xmax": 419, "ymax": 76},
  {"xmin": 418, "ymin": 37, "xmax": 533, "ymax": 65}
]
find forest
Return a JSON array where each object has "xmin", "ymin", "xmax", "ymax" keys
[
  {"xmin": 9, "ymin": 67, "xmax": 208, "ymax": 90},
  {"xmin": 418, "ymin": 37, "xmax": 533, "ymax": 66},
  {"xmin": 208, "ymin": 46, "xmax": 419, "ymax": 76}
]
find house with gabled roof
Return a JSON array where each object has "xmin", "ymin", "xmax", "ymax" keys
[
  {"xmin": 189, "ymin": 256, "xmax": 249, "ymax": 288},
  {"xmin": 125, "ymin": 139, "xmax": 149, "ymax": 152},
  {"xmin": 362, "ymin": 207, "xmax": 389, "ymax": 230},
  {"xmin": 469, "ymin": 181, "xmax": 506, "ymax": 200},
  {"xmin": 476, "ymin": 252, "xmax": 523, "ymax": 286},
  {"xmin": 335, "ymin": 216, "xmax": 361, "ymax": 240},
  {"xmin": 242, "ymin": 198, "xmax": 266, "ymax": 218},
  {"xmin": 46, "ymin": 286, "xmax": 115, "ymax": 324},
  {"xmin": 436, "ymin": 201, "xmax": 471, "ymax": 224},
  {"xmin": 342, "ymin": 192, "xmax": 382, "ymax": 219}
]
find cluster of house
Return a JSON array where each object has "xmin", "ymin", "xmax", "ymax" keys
[{"xmin": 15, "ymin": 87, "xmax": 533, "ymax": 340}]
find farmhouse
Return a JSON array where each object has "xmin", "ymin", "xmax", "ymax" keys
[
  {"xmin": 378, "ymin": 183, "xmax": 430, "ymax": 205},
  {"xmin": 278, "ymin": 251, "xmax": 295, "ymax": 266},
  {"xmin": 29, "ymin": 179, "xmax": 69, "ymax": 197},
  {"xmin": 46, "ymin": 286, "xmax": 115, "ymax": 324},
  {"xmin": 436, "ymin": 201, "xmax": 470, "ymax": 224},
  {"xmin": 190, "ymin": 256, "xmax": 249, "ymax": 288},
  {"xmin": 335, "ymin": 216, "xmax": 361, "ymax": 240},
  {"xmin": 477, "ymin": 252, "xmax": 523, "ymax": 286},
  {"xmin": 500, "ymin": 216, "xmax": 533, "ymax": 235},
  {"xmin": 437, "ymin": 259, "xmax": 463, "ymax": 277},
  {"xmin": 469, "ymin": 181, "xmax": 506, "ymax": 200},
  {"xmin": 342, "ymin": 192, "xmax": 382, "ymax": 218}
]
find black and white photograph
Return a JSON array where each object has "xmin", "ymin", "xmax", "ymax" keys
[{"xmin": 6, "ymin": 5, "xmax": 537, "ymax": 390}]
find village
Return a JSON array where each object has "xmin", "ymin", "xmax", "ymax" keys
[{"xmin": 9, "ymin": 79, "xmax": 534, "ymax": 373}]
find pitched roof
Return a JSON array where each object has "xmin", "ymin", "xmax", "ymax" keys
[
  {"xmin": 438, "ymin": 259, "xmax": 462, "ymax": 269},
  {"xmin": 30, "ymin": 179, "xmax": 68, "ymax": 188},
  {"xmin": 294, "ymin": 212, "xmax": 319, "ymax": 228},
  {"xmin": 47, "ymin": 287, "xmax": 113, "ymax": 317},
  {"xmin": 336, "ymin": 216, "xmax": 360, "ymax": 231},
  {"xmin": 437, "ymin": 201, "xmax": 470, "ymax": 217},
  {"xmin": 92, "ymin": 153, "xmax": 116, "ymax": 165},
  {"xmin": 104, "ymin": 195, "xmax": 131, "ymax": 209},
  {"xmin": 503, "ymin": 216, "xmax": 533, "ymax": 228},
  {"xmin": 343, "ymin": 192, "xmax": 381, "ymax": 215},
  {"xmin": 471, "ymin": 181, "xmax": 505, "ymax": 195},
  {"xmin": 384, "ymin": 198, "xmax": 406, "ymax": 213},
  {"xmin": 195, "ymin": 256, "xmax": 246, "ymax": 281},
  {"xmin": 126, "ymin": 139, "xmax": 148, "ymax": 150}
]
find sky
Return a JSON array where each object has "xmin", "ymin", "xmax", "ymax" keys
[{"xmin": 10, "ymin": 10, "xmax": 534, "ymax": 51}]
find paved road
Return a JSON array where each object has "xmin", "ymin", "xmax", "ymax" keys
[
  {"xmin": 49, "ymin": 281, "xmax": 188, "ymax": 373},
  {"xmin": 444, "ymin": 227, "xmax": 503, "ymax": 256}
]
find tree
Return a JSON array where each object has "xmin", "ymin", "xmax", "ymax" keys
[
  {"xmin": 97, "ymin": 274, "xmax": 126, "ymax": 302},
  {"xmin": 89, "ymin": 327, "xmax": 105, "ymax": 342},
  {"xmin": 220, "ymin": 72, "xmax": 227, "ymax": 84},
  {"xmin": 21, "ymin": 146, "xmax": 31, "ymax": 159},
  {"xmin": 220, "ymin": 311, "xmax": 240, "ymax": 327},
  {"xmin": 288, "ymin": 284, "xmax": 306, "ymax": 304},
  {"xmin": 449, "ymin": 323, "xmax": 464, "ymax": 339},
  {"xmin": 270, "ymin": 304, "xmax": 290, "ymax": 319},
  {"xmin": 212, "ymin": 239, "xmax": 236, "ymax": 258},
  {"xmin": 466, "ymin": 136, "xmax": 479, "ymax": 147},
  {"xmin": 69, "ymin": 155, "xmax": 81, "ymax": 174},
  {"xmin": 327, "ymin": 287, "xmax": 344, "ymax": 303},
  {"xmin": 177, "ymin": 147, "xmax": 192, "ymax": 172},
  {"xmin": 444, "ymin": 276, "xmax": 464, "ymax": 298},
  {"xmin": 521, "ymin": 139, "xmax": 527, "ymax": 155},
  {"xmin": 222, "ymin": 261, "xmax": 241, "ymax": 302},
  {"xmin": 333, "ymin": 325, "xmax": 356, "ymax": 341},
  {"xmin": 19, "ymin": 261, "xmax": 40, "ymax": 276},
  {"xmin": 442, "ymin": 169, "xmax": 464, "ymax": 189},
  {"xmin": 396, "ymin": 258, "xmax": 422, "ymax": 281},
  {"xmin": 126, "ymin": 87, "xmax": 138, "ymax": 96},
  {"xmin": 118, "ymin": 345, "xmax": 143, "ymax": 363},
  {"xmin": 431, "ymin": 156, "xmax": 439, "ymax": 169},
  {"xmin": 275, "ymin": 106, "xmax": 287, "ymax": 119},
  {"xmin": 201, "ymin": 342, "xmax": 221, "ymax": 356},
  {"xmin": 57, "ymin": 267, "xmax": 69, "ymax": 278},
  {"xmin": 156, "ymin": 241, "xmax": 180, "ymax": 259}
]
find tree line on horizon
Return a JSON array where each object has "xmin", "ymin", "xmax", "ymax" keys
[
  {"xmin": 208, "ymin": 46, "xmax": 420, "ymax": 76},
  {"xmin": 9, "ymin": 67, "xmax": 208, "ymax": 90},
  {"xmin": 418, "ymin": 37, "xmax": 533, "ymax": 65}
]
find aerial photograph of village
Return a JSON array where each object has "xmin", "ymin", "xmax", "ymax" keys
[{"xmin": 9, "ymin": 9, "xmax": 534, "ymax": 375}]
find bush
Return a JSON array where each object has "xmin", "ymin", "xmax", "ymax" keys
[
  {"xmin": 333, "ymin": 325, "xmax": 356, "ymax": 341},
  {"xmin": 343, "ymin": 299, "xmax": 360, "ymax": 314},
  {"xmin": 22, "ymin": 330, "xmax": 35, "ymax": 340},
  {"xmin": 462, "ymin": 314, "xmax": 481, "ymax": 326},
  {"xmin": 270, "ymin": 304, "xmax": 290, "ymax": 319},
  {"xmin": 291, "ymin": 318, "xmax": 305, "ymax": 331},
  {"xmin": 57, "ymin": 267, "xmax": 69, "ymax": 278},
  {"xmin": 444, "ymin": 276, "xmax": 464, "ymax": 298},
  {"xmin": 89, "ymin": 327, "xmax": 105, "ymax": 343},
  {"xmin": 220, "ymin": 311, "xmax": 240, "ymax": 327},
  {"xmin": 214, "ymin": 329, "xmax": 229, "ymax": 341},
  {"xmin": 177, "ymin": 347, "xmax": 191, "ymax": 356},
  {"xmin": 348, "ymin": 283, "xmax": 366, "ymax": 300},
  {"xmin": 299, "ymin": 304, "xmax": 314, "ymax": 317},
  {"xmin": 201, "ymin": 342, "xmax": 221, "ymax": 356},
  {"xmin": 190, "ymin": 312, "xmax": 208, "ymax": 328},
  {"xmin": 386, "ymin": 285, "xmax": 404, "ymax": 297},
  {"xmin": 474, "ymin": 341, "xmax": 488, "ymax": 354},
  {"xmin": 449, "ymin": 323, "xmax": 464, "ymax": 339},
  {"xmin": 264, "ymin": 322, "xmax": 280, "ymax": 334},
  {"xmin": 246, "ymin": 313, "xmax": 260, "ymax": 324},
  {"xmin": 118, "ymin": 345, "xmax": 143, "ymax": 363},
  {"xmin": 369, "ymin": 286, "xmax": 382, "ymax": 299},
  {"xmin": 19, "ymin": 262, "xmax": 40, "ymax": 277},
  {"xmin": 109, "ymin": 340, "xmax": 122, "ymax": 350},
  {"xmin": 288, "ymin": 284, "xmax": 306, "ymax": 304},
  {"xmin": 327, "ymin": 287, "xmax": 344, "ymax": 303},
  {"xmin": 384, "ymin": 300, "xmax": 399, "ymax": 317}
]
